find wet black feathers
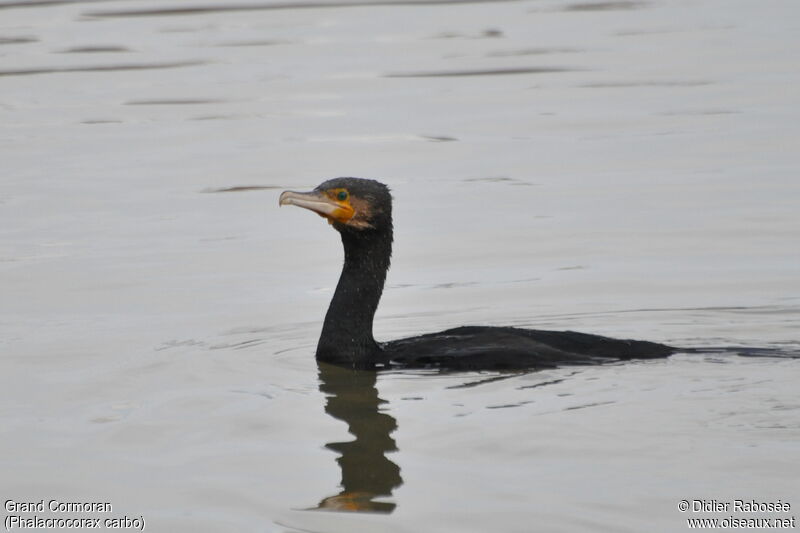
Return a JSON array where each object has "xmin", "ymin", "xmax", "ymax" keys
[{"xmin": 294, "ymin": 177, "xmax": 674, "ymax": 370}]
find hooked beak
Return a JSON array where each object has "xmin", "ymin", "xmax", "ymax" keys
[{"xmin": 279, "ymin": 189, "xmax": 354, "ymax": 224}]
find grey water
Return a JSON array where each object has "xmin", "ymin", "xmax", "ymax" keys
[{"xmin": 1, "ymin": 0, "xmax": 799, "ymax": 531}]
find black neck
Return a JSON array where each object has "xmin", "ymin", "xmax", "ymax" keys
[{"xmin": 316, "ymin": 225, "xmax": 392, "ymax": 368}]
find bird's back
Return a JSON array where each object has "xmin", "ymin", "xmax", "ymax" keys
[{"xmin": 381, "ymin": 326, "xmax": 675, "ymax": 370}]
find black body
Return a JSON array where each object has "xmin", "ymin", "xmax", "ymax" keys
[{"xmin": 283, "ymin": 178, "xmax": 675, "ymax": 370}]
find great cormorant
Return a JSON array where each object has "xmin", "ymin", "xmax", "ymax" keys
[{"xmin": 279, "ymin": 177, "xmax": 674, "ymax": 370}]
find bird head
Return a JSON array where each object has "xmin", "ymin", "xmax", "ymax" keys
[{"xmin": 279, "ymin": 177, "xmax": 392, "ymax": 233}]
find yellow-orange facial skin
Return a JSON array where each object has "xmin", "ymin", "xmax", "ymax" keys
[
  {"xmin": 322, "ymin": 188, "xmax": 355, "ymax": 225},
  {"xmin": 278, "ymin": 187, "xmax": 362, "ymax": 227}
]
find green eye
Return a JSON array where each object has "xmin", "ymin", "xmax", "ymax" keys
[{"xmin": 336, "ymin": 190, "xmax": 348, "ymax": 201}]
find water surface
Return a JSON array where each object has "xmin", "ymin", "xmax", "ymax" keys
[{"xmin": 1, "ymin": 0, "xmax": 798, "ymax": 531}]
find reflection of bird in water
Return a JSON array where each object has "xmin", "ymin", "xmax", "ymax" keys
[
  {"xmin": 314, "ymin": 362, "xmax": 401, "ymax": 513},
  {"xmin": 280, "ymin": 178, "xmax": 674, "ymax": 370}
]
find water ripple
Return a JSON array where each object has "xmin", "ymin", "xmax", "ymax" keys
[
  {"xmin": 85, "ymin": 0, "xmax": 524, "ymax": 18},
  {"xmin": 0, "ymin": 60, "xmax": 207, "ymax": 77},
  {"xmin": 385, "ymin": 66, "xmax": 576, "ymax": 78}
]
